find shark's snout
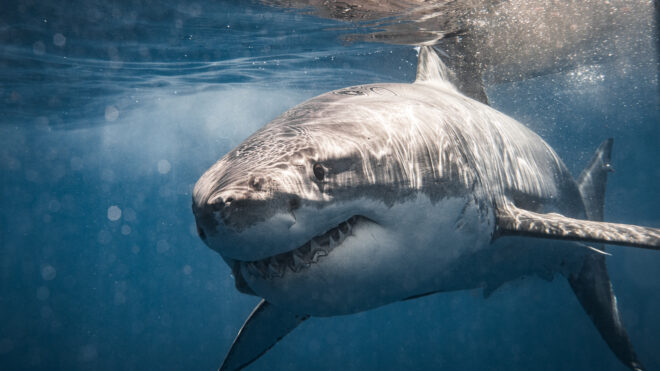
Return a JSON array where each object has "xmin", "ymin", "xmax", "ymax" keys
[
  {"xmin": 192, "ymin": 196, "xmax": 225, "ymax": 242},
  {"xmin": 192, "ymin": 169, "xmax": 304, "ymax": 260},
  {"xmin": 192, "ymin": 188, "xmax": 254, "ymax": 241}
]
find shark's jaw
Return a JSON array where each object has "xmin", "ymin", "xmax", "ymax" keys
[
  {"xmin": 233, "ymin": 195, "xmax": 496, "ymax": 316},
  {"xmin": 239, "ymin": 215, "xmax": 371, "ymax": 280}
]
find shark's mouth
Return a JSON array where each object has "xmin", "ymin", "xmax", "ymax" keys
[{"xmin": 242, "ymin": 215, "xmax": 369, "ymax": 280}]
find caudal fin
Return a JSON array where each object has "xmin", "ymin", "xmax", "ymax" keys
[
  {"xmin": 571, "ymin": 139, "xmax": 643, "ymax": 371},
  {"xmin": 568, "ymin": 255, "xmax": 644, "ymax": 371}
]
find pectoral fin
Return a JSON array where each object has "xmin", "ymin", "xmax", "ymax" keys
[
  {"xmin": 220, "ymin": 300, "xmax": 309, "ymax": 371},
  {"xmin": 495, "ymin": 204, "xmax": 660, "ymax": 250}
]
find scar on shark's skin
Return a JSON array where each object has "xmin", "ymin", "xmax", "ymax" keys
[{"xmin": 192, "ymin": 46, "xmax": 658, "ymax": 371}]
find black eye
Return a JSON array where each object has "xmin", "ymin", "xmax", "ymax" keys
[{"xmin": 313, "ymin": 163, "xmax": 325, "ymax": 181}]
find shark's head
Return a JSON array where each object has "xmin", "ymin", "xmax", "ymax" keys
[
  {"xmin": 193, "ymin": 105, "xmax": 381, "ymax": 253},
  {"xmin": 193, "ymin": 91, "xmax": 491, "ymax": 315}
]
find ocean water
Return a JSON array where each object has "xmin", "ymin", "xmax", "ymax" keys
[{"xmin": 1, "ymin": 1, "xmax": 658, "ymax": 370}]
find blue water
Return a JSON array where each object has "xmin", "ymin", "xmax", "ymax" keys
[{"xmin": 1, "ymin": 1, "xmax": 658, "ymax": 370}]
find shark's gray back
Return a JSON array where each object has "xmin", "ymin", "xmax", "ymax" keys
[{"xmin": 237, "ymin": 81, "xmax": 586, "ymax": 217}]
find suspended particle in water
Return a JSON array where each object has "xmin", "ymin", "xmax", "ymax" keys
[
  {"xmin": 104, "ymin": 105, "xmax": 119, "ymax": 122},
  {"xmin": 107, "ymin": 205, "xmax": 121, "ymax": 221},
  {"xmin": 48, "ymin": 199, "xmax": 61, "ymax": 212},
  {"xmin": 121, "ymin": 225, "xmax": 131, "ymax": 235},
  {"xmin": 53, "ymin": 33, "xmax": 66, "ymax": 47},
  {"xmin": 157, "ymin": 159, "xmax": 171, "ymax": 174},
  {"xmin": 97, "ymin": 229, "xmax": 112, "ymax": 245},
  {"xmin": 156, "ymin": 240, "xmax": 170, "ymax": 253},
  {"xmin": 79, "ymin": 344, "xmax": 98, "ymax": 362},
  {"xmin": 41, "ymin": 265, "xmax": 56, "ymax": 281},
  {"xmin": 32, "ymin": 41, "xmax": 45, "ymax": 55},
  {"xmin": 182, "ymin": 265, "xmax": 192, "ymax": 275}
]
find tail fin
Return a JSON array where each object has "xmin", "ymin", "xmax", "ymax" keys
[{"xmin": 569, "ymin": 139, "xmax": 644, "ymax": 371}]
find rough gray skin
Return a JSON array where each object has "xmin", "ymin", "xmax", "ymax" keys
[{"xmin": 192, "ymin": 47, "xmax": 657, "ymax": 370}]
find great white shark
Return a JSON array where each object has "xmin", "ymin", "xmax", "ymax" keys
[{"xmin": 192, "ymin": 46, "xmax": 659, "ymax": 370}]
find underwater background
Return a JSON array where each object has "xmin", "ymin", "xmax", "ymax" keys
[{"xmin": 1, "ymin": 1, "xmax": 658, "ymax": 370}]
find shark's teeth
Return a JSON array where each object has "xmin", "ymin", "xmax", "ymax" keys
[
  {"xmin": 267, "ymin": 257, "xmax": 283, "ymax": 278},
  {"xmin": 243, "ymin": 215, "xmax": 365, "ymax": 280},
  {"xmin": 255, "ymin": 261, "xmax": 268, "ymax": 276},
  {"xmin": 299, "ymin": 242, "xmax": 311, "ymax": 256},
  {"xmin": 310, "ymin": 239, "xmax": 322, "ymax": 253},
  {"xmin": 330, "ymin": 228, "xmax": 340, "ymax": 242},
  {"xmin": 267, "ymin": 263, "xmax": 282, "ymax": 278},
  {"xmin": 311, "ymin": 250, "xmax": 327, "ymax": 263},
  {"xmin": 290, "ymin": 254, "xmax": 306, "ymax": 272},
  {"xmin": 247, "ymin": 262, "xmax": 260, "ymax": 276}
]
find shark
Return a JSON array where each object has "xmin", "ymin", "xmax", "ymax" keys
[{"xmin": 192, "ymin": 46, "xmax": 659, "ymax": 370}]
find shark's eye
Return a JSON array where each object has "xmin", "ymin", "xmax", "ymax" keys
[{"xmin": 313, "ymin": 163, "xmax": 325, "ymax": 181}]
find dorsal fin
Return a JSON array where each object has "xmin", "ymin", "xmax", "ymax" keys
[
  {"xmin": 414, "ymin": 45, "xmax": 489, "ymax": 105},
  {"xmin": 415, "ymin": 46, "xmax": 455, "ymax": 84},
  {"xmin": 578, "ymin": 138, "xmax": 614, "ymax": 221}
]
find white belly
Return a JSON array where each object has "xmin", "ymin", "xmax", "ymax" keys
[{"xmin": 241, "ymin": 195, "xmax": 496, "ymax": 316}]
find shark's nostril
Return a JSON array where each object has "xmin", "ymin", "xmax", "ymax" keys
[{"xmin": 211, "ymin": 200, "xmax": 225, "ymax": 211}]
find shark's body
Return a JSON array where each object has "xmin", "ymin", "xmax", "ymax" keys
[{"xmin": 192, "ymin": 47, "xmax": 659, "ymax": 370}]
